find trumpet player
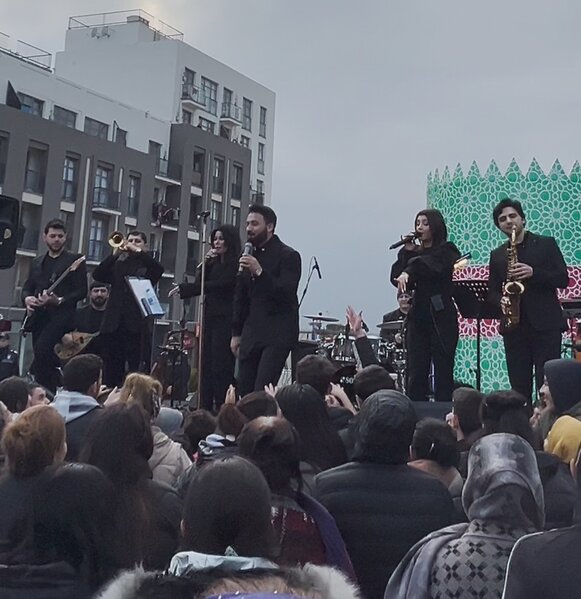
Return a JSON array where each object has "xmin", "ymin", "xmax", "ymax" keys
[
  {"xmin": 488, "ymin": 198, "xmax": 568, "ymax": 408},
  {"xmin": 93, "ymin": 230, "xmax": 164, "ymax": 387}
]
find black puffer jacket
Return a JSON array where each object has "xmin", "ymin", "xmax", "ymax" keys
[{"xmin": 313, "ymin": 462, "xmax": 454, "ymax": 599}]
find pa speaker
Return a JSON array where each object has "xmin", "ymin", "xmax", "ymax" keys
[{"xmin": 0, "ymin": 196, "xmax": 19, "ymax": 269}]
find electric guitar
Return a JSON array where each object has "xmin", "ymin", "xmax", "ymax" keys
[{"xmin": 21, "ymin": 256, "xmax": 86, "ymax": 335}]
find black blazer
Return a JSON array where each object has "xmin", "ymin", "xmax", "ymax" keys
[
  {"xmin": 488, "ymin": 232, "xmax": 568, "ymax": 333},
  {"xmin": 93, "ymin": 251, "xmax": 164, "ymax": 334},
  {"xmin": 232, "ymin": 235, "xmax": 301, "ymax": 352},
  {"xmin": 21, "ymin": 250, "xmax": 88, "ymax": 318}
]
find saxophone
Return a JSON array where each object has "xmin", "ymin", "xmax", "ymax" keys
[{"xmin": 501, "ymin": 226, "xmax": 525, "ymax": 332}]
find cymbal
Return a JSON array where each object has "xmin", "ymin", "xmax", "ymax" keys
[
  {"xmin": 376, "ymin": 320, "xmax": 404, "ymax": 331},
  {"xmin": 303, "ymin": 314, "xmax": 339, "ymax": 323}
]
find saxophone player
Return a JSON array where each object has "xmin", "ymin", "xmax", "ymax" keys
[{"xmin": 488, "ymin": 198, "xmax": 569, "ymax": 407}]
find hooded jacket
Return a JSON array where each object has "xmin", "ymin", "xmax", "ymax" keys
[{"xmin": 148, "ymin": 426, "xmax": 191, "ymax": 487}]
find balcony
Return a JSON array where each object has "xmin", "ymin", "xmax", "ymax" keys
[
  {"xmin": 156, "ymin": 158, "xmax": 182, "ymax": 182},
  {"xmin": 181, "ymin": 84, "xmax": 207, "ymax": 109},
  {"xmin": 252, "ymin": 192, "xmax": 264, "ymax": 205},
  {"xmin": 92, "ymin": 188, "xmax": 120, "ymax": 211},
  {"xmin": 87, "ymin": 239, "xmax": 107, "ymax": 262},
  {"xmin": 152, "ymin": 203, "xmax": 180, "ymax": 227},
  {"xmin": 24, "ymin": 171, "xmax": 45, "ymax": 195},
  {"xmin": 18, "ymin": 228, "xmax": 39, "ymax": 251},
  {"xmin": 220, "ymin": 102, "xmax": 241, "ymax": 124},
  {"xmin": 231, "ymin": 182, "xmax": 242, "ymax": 200}
]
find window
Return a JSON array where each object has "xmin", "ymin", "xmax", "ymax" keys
[
  {"xmin": 0, "ymin": 135, "xmax": 9, "ymax": 186},
  {"xmin": 18, "ymin": 93, "xmax": 44, "ymax": 117},
  {"xmin": 201, "ymin": 77, "xmax": 218, "ymax": 115},
  {"xmin": 231, "ymin": 164, "xmax": 243, "ymax": 200},
  {"xmin": 93, "ymin": 165, "xmax": 114, "ymax": 208},
  {"xmin": 183, "ymin": 68, "xmax": 195, "ymax": 86},
  {"xmin": 198, "ymin": 118, "xmax": 215, "ymax": 134},
  {"xmin": 240, "ymin": 135, "xmax": 250, "ymax": 149},
  {"xmin": 189, "ymin": 194, "xmax": 202, "ymax": 228},
  {"xmin": 242, "ymin": 98, "xmax": 252, "ymax": 131},
  {"xmin": 182, "ymin": 110, "xmax": 192, "ymax": 124},
  {"xmin": 192, "ymin": 149, "xmax": 204, "ymax": 186},
  {"xmin": 128, "ymin": 175, "xmax": 141, "ymax": 217},
  {"xmin": 24, "ymin": 147, "xmax": 47, "ymax": 194},
  {"xmin": 62, "ymin": 156, "xmax": 79, "ymax": 202},
  {"xmin": 231, "ymin": 205, "xmax": 241, "ymax": 228},
  {"xmin": 223, "ymin": 88, "xmax": 232, "ymax": 107},
  {"xmin": 257, "ymin": 143, "xmax": 265, "ymax": 175},
  {"xmin": 59, "ymin": 211, "xmax": 75, "ymax": 249},
  {"xmin": 88, "ymin": 217, "xmax": 107, "ymax": 261},
  {"xmin": 84, "ymin": 117, "xmax": 109, "ymax": 140},
  {"xmin": 186, "ymin": 239, "xmax": 199, "ymax": 273},
  {"xmin": 212, "ymin": 157, "xmax": 224, "ymax": 194},
  {"xmin": 115, "ymin": 127, "xmax": 127, "ymax": 146},
  {"xmin": 210, "ymin": 199, "xmax": 221, "ymax": 229},
  {"xmin": 53, "ymin": 105, "xmax": 77, "ymax": 128},
  {"xmin": 255, "ymin": 179, "xmax": 264, "ymax": 204},
  {"xmin": 259, "ymin": 106, "xmax": 267, "ymax": 138}
]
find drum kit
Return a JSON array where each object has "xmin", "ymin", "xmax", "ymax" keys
[{"xmin": 302, "ymin": 314, "xmax": 408, "ymax": 392}]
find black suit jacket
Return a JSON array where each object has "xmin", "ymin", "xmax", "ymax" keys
[
  {"xmin": 232, "ymin": 235, "xmax": 301, "ymax": 353},
  {"xmin": 21, "ymin": 250, "xmax": 88, "ymax": 322},
  {"xmin": 92, "ymin": 251, "xmax": 164, "ymax": 334},
  {"xmin": 488, "ymin": 232, "xmax": 568, "ymax": 333}
]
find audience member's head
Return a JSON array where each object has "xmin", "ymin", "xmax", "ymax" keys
[
  {"xmin": 1, "ymin": 405, "xmax": 66, "ymax": 478},
  {"xmin": 238, "ymin": 416, "xmax": 302, "ymax": 494},
  {"xmin": 182, "ymin": 456, "xmax": 273, "ymax": 558},
  {"xmin": 463, "ymin": 433, "xmax": 544, "ymax": 530},
  {"xmin": 118, "ymin": 372, "xmax": 163, "ymax": 420},
  {"xmin": 352, "ymin": 390, "xmax": 416, "ymax": 465},
  {"xmin": 237, "ymin": 391, "xmax": 280, "ymax": 421},
  {"xmin": 543, "ymin": 359, "xmax": 581, "ymax": 415},
  {"xmin": 62, "ymin": 354, "xmax": 103, "ymax": 398},
  {"xmin": 481, "ymin": 390, "xmax": 538, "ymax": 448},
  {"xmin": 0, "ymin": 376, "xmax": 31, "ymax": 413},
  {"xmin": 276, "ymin": 384, "xmax": 347, "ymax": 471},
  {"xmin": 182, "ymin": 409, "xmax": 216, "ymax": 455},
  {"xmin": 216, "ymin": 404, "xmax": 248, "ymax": 438},
  {"xmin": 544, "ymin": 416, "xmax": 581, "ymax": 465},
  {"xmin": 452, "ymin": 387, "xmax": 484, "ymax": 440},
  {"xmin": 353, "ymin": 365, "xmax": 395, "ymax": 403},
  {"xmin": 411, "ymin": 417, "xmax": 459, "ymax": 469},
  {"xmin": 155, "ymin": 407, "xmax": 184, "ymax": 437},
  {"xmin": 295, "ymin": 354, "xmax": 336, "ymax": 398},
  {"xmin": 33, "ymin": 463, "xmax": 118, "ymax": 590},
  {"xmin": 27, "ymin": 383, "xmax": 49, "ymax": 408}
]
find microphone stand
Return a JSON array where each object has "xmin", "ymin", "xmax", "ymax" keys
[
  {"xmin": 196, "ymin": 212, "xmax": 210, "ymax": 409},
  {"xmin": 298, "ymin": 258, "xmax": 318, "ymax": 308}
]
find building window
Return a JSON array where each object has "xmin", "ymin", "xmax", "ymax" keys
[
  {"xmin": 62, "ymin": 156, "xmax": 79, "ymax": 202},
  {"xmin": 128, "ymin": 175, "xmax": 140, "ymax": 217},
  {"xmin": 84, "ymin": 117, "xmax": 109, "ymax": 140},
  {"xmin": 257, "ymin": 143, "xmax": 265, "ymax": 175},
  {"xmin": 0, "ymin": 135, "xmax": 9, "ymax": 186},
  {"xmin": 201, "ymin": 77, "xmax": 218, "ymax": 115},
  {"xmin": 182, "ymin": 110, "xmax": 192, "ymax": 124},
  {"xmin": 189, "ymin": 194, "xmax": 202, "ymax": 228},
  {"xmin": 242, "ymin": 98, "xmax": 252, "ymax": 131},
  {"xmin": 93, "ymin": 165, "xmax": 114, "ymax": 208},
  {"xmin": 88, "ymin": 217, "xmax": 107, "ymax": 261},
  {"xmin": 231, "ymin": 164, "xmax": 243, "ymax": 200},
  {"xmin": 183, "ymin": 68, "xmax": 195, "ymax": 86},
  {"xmin": 212, "ymin": 157, "xmax": 224, "ymax": 194},
  {"xmin": 18, "ymin": 93, "xmax": 44, "ymax": 117},
  {"xmin": 231, "ymin": 205, "xmax": 241, "ymax": 228},
  {"xmin": 254, "ymin": 179, "xmax": 264, "ymax": 204},
  {"xmin": 53, "ymin": 105, "xmax": 77, "ymax": 128},
  {"xmin": 240, "ymin": 135, "xmax": 250, "ymax": 149},
  {"xmin": 210, "ymin": 199, "xmax": 221, "ymax": 229},
  {"xmin": 24, "ymin": 147, "xmax": 46, "ymax": 194},
  {"xmin": 198, "ymin": 118, "xmax": 215, "ymax": 134},
  {"xmin": 259, "ymin": 106, "xmax": 267, "ymax": 138},
  {"xmin": 115, "ymin": 127, "xmax": 127, "ymax": 145}
]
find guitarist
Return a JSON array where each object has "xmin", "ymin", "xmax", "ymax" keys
[{"xmin": 22, "ymin": 219, "xmax": 87, "ymax": 392}]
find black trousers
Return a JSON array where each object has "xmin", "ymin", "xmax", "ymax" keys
[
  {"xmin": 237, "ymin": 343, "xmax": 292, "ymax": 396},
  {"xmin": 406, "ymin": 310, "xmax": 458, "ymax": 402},
  {"xmin": 503, "ymin": 322, "xmax": 562, "ymax": 407},
  {"xmin": 200, "ymin": 315, "xmax": 235, "ymax": 412},
  {"xmin": 101, "ymin": 324, "xmax": 149, "ymax": 387}
]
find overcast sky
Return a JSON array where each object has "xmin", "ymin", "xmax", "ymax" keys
[{"xmin": 3, "ymin": 1, "xmax": 581, "ymax": 330}]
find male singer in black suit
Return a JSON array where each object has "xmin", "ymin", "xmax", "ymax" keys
[
  {"xmin": 231, "ymin": 204, "xmax": 301, "ymax": 395},
  {"xmin": 22, "ymin": 219, "xmax": 87, "ymax": 392},
  {"xmin": 93, "ymin": 231, "xmax": 164, "ymax": 386},
  {"xmin": 488, "ymin": 198, "xmax": 569, "ymax": 406}
]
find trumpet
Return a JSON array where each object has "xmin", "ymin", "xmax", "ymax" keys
[{"xmin": 108, "ymin": 231, "xmax": 127, "ymax": 251}]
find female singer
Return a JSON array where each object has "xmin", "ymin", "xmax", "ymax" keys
[
  {"xmin": 171, "ymin": 225, "xmax": 241, "ymax": 411},
  {"xmin": 390, "ymin": 209, "xmax": 460, "ymax": 402}
]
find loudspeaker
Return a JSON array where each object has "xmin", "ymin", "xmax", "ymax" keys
[{"xmin": 0, "ymin": 196, "xmax": 19, "ymax": 269}]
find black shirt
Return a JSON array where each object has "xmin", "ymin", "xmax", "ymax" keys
[{"xmin": 74, "ymin": 305, "xmax": 105, "ymax": 334}]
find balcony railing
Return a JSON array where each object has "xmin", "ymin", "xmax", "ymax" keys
[
  {"xmin": 24, "ymin": 171, "xmax": 45, "ymax": 194},
  {"xmin": 18, "ymin": 228, "xmax": 39, "ymax": 251},
  {"xmin": 152, "ymin": 203, "xmax": 180, "ymax": 227},
  {"xmin": 92, "ymin": 187, "xmax": 120, "ymax": 210},
  {"xmin": 221, "ymin": 102, "xmax": 241, "ymax": 122},
  {"xmin": 181, "ymin": 83, "xmax": 206, "ymax": 107},
  {"xmin": 87, "ymin": 239, "xmax": 107, "ymax": 262},
  {"xmin": 231, "ymin": 183, "xmax": 242, "ymax": 200},
  {"xmin": 156, "ymin": 158, "xmax": 182, "ymax": 181}
]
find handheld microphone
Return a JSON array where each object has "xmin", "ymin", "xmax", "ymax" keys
[
  {"xmin": 388, "ymin": 232, "xmax": 419, "ymax": 250},
  {"xmin": 238, "ymin": 242, "xmax": 254, "ymax": 275},
  {"xmin": 313, "ymin": 256, "xmax": 322, "ymax": 279}
]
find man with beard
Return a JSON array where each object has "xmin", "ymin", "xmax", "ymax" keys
[
  {"xmin": 488, "ymin": 198, "xmax": 569, "ymax": 407},
  {"xmin": 231, "ymin": 204, "xmax": 301, "ymax": 395},
  {"xmin": 22, "ymin": 219, "xmax": 87, "ymax": 392}
]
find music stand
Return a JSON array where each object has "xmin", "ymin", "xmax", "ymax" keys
[{"xmin": 453, "ymin": 280, "xmax": 502, "ymax": 391}]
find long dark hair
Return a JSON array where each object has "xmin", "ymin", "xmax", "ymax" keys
[
  {"xmin": 416, "ymin": 208, "xmax": 448, "ymax": 247},
  {"xmin": 211, "ymin": 224, "xmax": 241, "ymax": 262},
  {"xmin": 275, "ymin": 384, "xmax": 347, "ymax": 471}
]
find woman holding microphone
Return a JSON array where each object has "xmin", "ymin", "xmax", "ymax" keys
[{"xmin": 390, "ymin": 209, "xmax": 460, "ymax": 402}]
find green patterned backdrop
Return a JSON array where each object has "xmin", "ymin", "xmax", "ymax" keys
[{"xmin": 427, "ymin": 158, "xmax": 581, "ymax": 392}]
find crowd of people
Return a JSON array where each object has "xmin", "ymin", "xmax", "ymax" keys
[{"xmin": 0, "ymin": 349, "xmax": 580, "ymax": 598}]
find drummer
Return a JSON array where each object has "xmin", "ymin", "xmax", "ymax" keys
[{"xmin": 380, "ymin": 290, "xmax": 411, "ymax": 344}]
